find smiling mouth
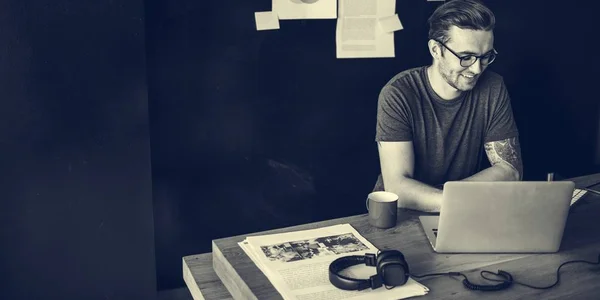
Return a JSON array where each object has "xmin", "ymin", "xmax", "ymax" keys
[{"xmin": 461, "ymin": 74, "xmax": 477, "ymax": 80}]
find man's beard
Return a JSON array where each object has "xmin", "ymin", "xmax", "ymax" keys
[{"xmin": 437, "ymin": 63, "xmax": 477, "ymax": 92}]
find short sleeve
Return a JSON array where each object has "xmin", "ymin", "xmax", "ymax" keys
[
  {"xmin": 485, "ymin": 78, "xmax": 519, "ymax": 143},
  {"xmin": 375, "ymin": 84, "xmax": 413, "ymax": 141}
]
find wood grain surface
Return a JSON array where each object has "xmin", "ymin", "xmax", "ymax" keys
[
  {"xmin": 186, "ymin": 173, "xmax": 600, "ymax": 299},
  {"xmin": 183, "ymin": 253, "xmax": 233, "ymax": 300}
]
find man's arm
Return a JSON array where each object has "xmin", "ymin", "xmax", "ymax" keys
[
  {"xmin": 463, "ymin": 136, "xmax": 523, "ymax": 181},
  {"xmin": 377, "ymin": 141, "xmax": 442, "ymax": 213}
]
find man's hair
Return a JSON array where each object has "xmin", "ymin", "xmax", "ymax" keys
[{"xmin": 427, "ymin": 0, "xmax": 495, "ymax": 44}]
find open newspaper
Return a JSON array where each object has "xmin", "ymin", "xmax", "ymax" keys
[{"xmin": 238, "ymin": 224, "xmax": 429, "ymax": 300}]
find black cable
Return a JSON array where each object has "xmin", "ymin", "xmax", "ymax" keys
[
  {"xmin": 482, "ymin": 254, "xmax": 600, "ymax": 289},
  {"xmin": 411, "ymin": 253, "xmax": 600, "ymax": 291},
  {"xmin": 462, "ymin": 271, "xmax": 513, "ymax": 291},
  {"xmin": 412, "ymin": 271, "xmax": 512, "ymax": 291}
]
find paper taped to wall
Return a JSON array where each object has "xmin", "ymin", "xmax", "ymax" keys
[
  {"xmin": 336, "ymin": 0, "xmax": 396, "ymax": 59},
  {"xmin": 273, "ymin": 0, "xmax": 337, "ymax": 20},
  {"xmin": 255, "ymin": 11, "xmax": 280, "ymax": 31},
  {"xmin": 379, "ymin": 14, "xmax": 403, "ymax": 33}
]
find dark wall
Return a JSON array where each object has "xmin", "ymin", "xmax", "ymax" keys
[
  {"xmin": 0, "ymin": 1, "xmax": 156, "ymax": 300},
  {"xmin": 144, "ymin": 0, "xmax": 600, "ymax": 290}
]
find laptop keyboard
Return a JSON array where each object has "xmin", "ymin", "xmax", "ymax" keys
[{"xmin": 571, "ymin": 188, "xmax": 587, "ymax": 206}]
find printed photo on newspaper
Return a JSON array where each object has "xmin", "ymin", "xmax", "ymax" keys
[{"xmin": 238, "ymin": 224, "xmax": 429, "ymax": 300}]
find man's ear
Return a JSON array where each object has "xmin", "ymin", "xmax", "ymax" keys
[{"xmin": 428, "ymin": 39, "xmax": 440, "ymax": 59}]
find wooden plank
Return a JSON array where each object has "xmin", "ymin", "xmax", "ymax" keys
[
  {"xmin": 183, "ymin": 253, "xmax": 233, "ymax": 300},
  {"xmin": 212, "ymin": 241, "xmax": 260, "ymax": 300},
  {"xmin": 211, "ymin": 174, "xmax": 600, "ymax": 299}
]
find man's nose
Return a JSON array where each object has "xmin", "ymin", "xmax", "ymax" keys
[{"xmin": 468, "ymin": 59, "xmax": 483, "ymax": 74}]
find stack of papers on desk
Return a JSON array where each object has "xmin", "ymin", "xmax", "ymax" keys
[{"xmin": 238, "ymin": 223, "xmax": 429, "ymax": 300}]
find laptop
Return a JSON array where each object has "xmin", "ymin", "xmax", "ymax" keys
[{"xmin": 419, "ymin": 181, "xmax": 575, "ymax": 253}]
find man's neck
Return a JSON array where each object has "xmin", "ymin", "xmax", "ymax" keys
[{"xmin": 427, "ymin": 65, "xmax": 462, "ymax": 100}]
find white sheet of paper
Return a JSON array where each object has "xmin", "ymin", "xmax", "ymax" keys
[
  {"xmin": 379, "ymin": 14, "xmax": 403, "ymax": 33},
  {"xmin": 336, "ymin": 0, "xmax": 396, "ymax": 59},
  {"xmin": 272, "ymin": 0, "xmax": 337, "ymax": 20},
  {"xmin": 255, "ymin": 11, "xmax": 280, "ymax": 31}
]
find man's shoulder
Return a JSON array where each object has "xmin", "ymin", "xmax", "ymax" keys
[
  {"xmin": 384, "ymin": 66, "xmax": 426, "ymax": 87},
  {"xmin": 473, "ymin": 70, "xmax": 510, "ymax": 106},
  {"xmin": 380, "ymin": 66, "xmax": 426, "ymax": 96},
  {"xmin": 477, "ymin": 69, "xmax": 505, "ymax": 89}
]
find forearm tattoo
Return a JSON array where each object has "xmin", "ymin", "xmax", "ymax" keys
[{"xmin": 484, "ymin": 137, "xmax": 523, "ymax": 180}]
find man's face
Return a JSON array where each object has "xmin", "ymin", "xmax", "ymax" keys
[{"xmin": 436, "ymin": 26, "xmax": 495, "ymax": 92}]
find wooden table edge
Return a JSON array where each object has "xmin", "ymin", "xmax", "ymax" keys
[
  {"xmin": 182, "ymin": 256, "xmax": 205, "ymax": 300},
  {"xmin": 212, "ymin": 240, "xmax": 259, "ymax": 300},
  {"xmin": 182, "ymin": 252, "xmax": 234, "ymax": 300}
]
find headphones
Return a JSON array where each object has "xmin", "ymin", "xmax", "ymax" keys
[{"xmin": 328, "ymin": 250, "xmax": 410, "ymax": 290}]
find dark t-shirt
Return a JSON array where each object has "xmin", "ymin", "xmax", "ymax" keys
[{"xmin": 373, "ymin": 66, "xmax": 519, "ymax": 190}]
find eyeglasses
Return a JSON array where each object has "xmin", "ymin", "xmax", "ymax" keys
[{"xmin": 434, "ymin": 39, "xmax": 498, "ymax": 67}]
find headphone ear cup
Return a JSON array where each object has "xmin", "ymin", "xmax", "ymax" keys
[
  {"xmin": 376, "ymin": 250, "xmax": 395, "ymax": 267},
  {"xmin": 376, "ymin": 250, "xmax": 404, "ymax": 267},
  {"xmin": 376, "ymin": 250, "xmax": 410, "ymax": 286},
  {"xmin": 380, "ymin": 262, "xmax": 408, "ymax": 286}
]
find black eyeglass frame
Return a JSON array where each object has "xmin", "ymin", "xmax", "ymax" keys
[{"xmin": 434, "ymin": 39, "xmax": 498, "ymax": 67}]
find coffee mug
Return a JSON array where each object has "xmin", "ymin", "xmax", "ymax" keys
[{"xmin": 366, "ymin": 191, "xmax": 398, "ymax": 229}]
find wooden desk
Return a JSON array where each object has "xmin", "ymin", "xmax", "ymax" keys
[{"xmin": 184, "ymin": 174, "xmax": 600, "ymax": 300}]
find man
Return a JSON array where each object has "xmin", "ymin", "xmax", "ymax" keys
[{"xmin": 373, "ymin": 0, "xmax": 523, "ymax": 212}]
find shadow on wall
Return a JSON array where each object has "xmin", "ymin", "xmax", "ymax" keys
[
  {"xmin": 505, "ymin": 57, "xmax": 583, "ymax": 180},
  {"xmin": 153, "ymin": 155, "xmax": 333, "ymax": 290}
]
